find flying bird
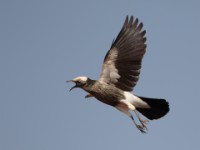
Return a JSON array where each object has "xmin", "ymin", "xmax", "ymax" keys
[{"xmin": 67, "ymin": 16, "xmax": 169, "ymax": 133}]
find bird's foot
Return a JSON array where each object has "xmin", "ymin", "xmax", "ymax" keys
[
  {"xmin": 139, "ymin": 119, "xmax": 149, "ymax": 130},
  {"xmin": 136, "ymin": 124, "xmax": 148, "ymax": 133},
  {"xmin": 85, "ymin": 93, "xmax": 93, "ymax": 99},
  {"xmin": 134, "ymin": 110, "xmax": 149, "ymax": 130}
]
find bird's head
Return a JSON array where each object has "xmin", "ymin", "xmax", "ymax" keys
[{"xmin": 67, "ymin": 76, "xmax": 88, "ymax": 91}]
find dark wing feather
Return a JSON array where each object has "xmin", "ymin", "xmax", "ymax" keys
[{"xmin": 99, "ymin": 16, "xmax": 146, "ymax": 91}]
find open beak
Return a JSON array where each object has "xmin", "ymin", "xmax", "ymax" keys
[
  {"xmin": 66, "ymin": 80, "xmax": 77, "ymax": 92},
  {"xmin": 69, "ymin": 85, "xmax": 77, "ymax": 91}
]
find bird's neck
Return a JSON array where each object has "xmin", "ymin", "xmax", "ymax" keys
[
  {"xmin": 86, "ymin": 78, "xmax": 96, "ymax": 86},
  {"xmin": 82, "ymin": 78, "xmax": 96, "ymax": 92}
]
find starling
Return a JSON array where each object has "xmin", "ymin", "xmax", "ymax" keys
[{"xmin": 67, "ymin": 16, "xmax": 169, "ymax": 133}]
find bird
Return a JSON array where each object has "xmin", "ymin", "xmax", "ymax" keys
[{"xmin": 67, "ymin": 16, "xmax": 169, "ymax": 133}]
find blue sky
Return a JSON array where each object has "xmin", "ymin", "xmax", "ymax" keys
[{"xmin": 1, "ymin": 0, "xmax": 200, "ymax": 150}]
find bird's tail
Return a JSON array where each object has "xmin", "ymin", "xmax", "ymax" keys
[{"xmin": 136, "ymin": 96, "xmax": 169, "ymax": 120}]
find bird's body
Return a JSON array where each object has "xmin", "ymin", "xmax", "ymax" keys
[
  {"xmin": 80, "ymin": 78, "xmax": 148, "ymax": 109},
  {"xmin": 83, "ymin": 79, "xmax": 124, "ymax": 106},
  {"xmin": 68, "ymin": 16, "xmax": 169, "ymax": 133}
]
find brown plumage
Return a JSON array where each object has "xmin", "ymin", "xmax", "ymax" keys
[
  {"xmin": 68, "ymin": 16, "xmax": 169, "ymax": 133},
  {"xmin": 99, "ymin": 16, "xmax": 146, "ymax": 91}
]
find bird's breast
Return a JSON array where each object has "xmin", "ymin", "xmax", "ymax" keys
[{"xmin": 88, "ymin": 84, "xmax": 125, "ymax": 107}]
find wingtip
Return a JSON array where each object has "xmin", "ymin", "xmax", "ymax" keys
[{"xmin": 124, "ymin": 15, "xmax": 129, "ymax": 25}]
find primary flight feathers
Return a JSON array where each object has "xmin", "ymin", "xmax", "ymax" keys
[{"xmin": 100, "ymin": 16, "xmax": 146, "ymax": 91}]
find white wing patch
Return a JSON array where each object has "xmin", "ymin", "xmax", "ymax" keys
[{"xmin": 100, "ymin": 49, "xmax": 120, "ymax": 83}]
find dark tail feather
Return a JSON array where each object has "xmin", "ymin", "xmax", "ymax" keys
[{"xmin": 137, "ymin": 96, "xmax": 170, "ymax": 120}]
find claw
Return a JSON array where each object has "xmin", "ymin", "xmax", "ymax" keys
[
  {"xmin": 140, "ymin": 119, "xmax": 149, "ymax": 130},
  {"xmin": 85, "ymin": 93, "xmax": 93, "ymax": 98},
  {"xmin": 136, "ymin": 125, "xmax": 147, "ymax": 133},
  {"xmin": 134, "ymin": 110, "xmax": 149, "ymax": 131},
  {"xmin": 130, "ymin": 115, "xmax": 148, "ymax": 133}
]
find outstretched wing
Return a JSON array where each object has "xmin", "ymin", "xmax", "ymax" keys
[{"xmin": 99, "ymin": 16, "xmax": 146, "ymax": 91}]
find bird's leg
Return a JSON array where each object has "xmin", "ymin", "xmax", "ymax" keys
[
  {"xmin": 134, "ymin": 110, "xmax": 149, "ymax": 130},
  {"xmin": 130, "ymin": 115, "xmax": 147, "ymax": 133},
  {"xmin": 85, "ymin": 93, "xmax": 93, "ymax": 98},
  {"xmin": 116, "ymin": 102, "xmax": 147, "ymax": 133}
]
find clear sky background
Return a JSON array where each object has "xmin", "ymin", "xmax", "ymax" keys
[{"xmin": 1, "ymin": 0, "xmax": 200, "ymax": 150}]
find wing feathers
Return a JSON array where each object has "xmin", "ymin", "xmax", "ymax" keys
[{"xmin": 99, "ymin": 16, "xmax": 146, "ymax": 91}]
